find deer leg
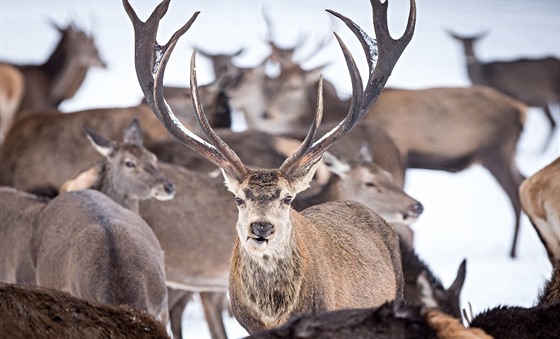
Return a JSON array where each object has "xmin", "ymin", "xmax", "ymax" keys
[
  {"xmin": 167, "ymin": 288, "xmax": 193, "ymax": 339},
  {"xmin": 541, "ymin": 104, "xmax": 557, "ymax": 151},
  {"xmin": 481, "ymin": 152, "xmax": 525, "ymax": 258},
  {"xmin": 200, "ymin": 292, "xmax": 228, "ymax": 339}
]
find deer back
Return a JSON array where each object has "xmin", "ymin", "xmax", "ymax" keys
[
  {"xmin": 139, "ymin": 162, "xmax": 237, "ymax": 291},
  {"xmin": 31, "ymin": 189, "xmax": 168, "ymax": 324},
  {"xmin": 520, "ymin": 157, "xmax": 560, "ymax": 264},
  {"xmin": 0, "ymin": 282, "xmax": 170, "ymax": 339},
  {"xmin": 0, "ymin": 64, "xmax": 25, "ymax": 140}
]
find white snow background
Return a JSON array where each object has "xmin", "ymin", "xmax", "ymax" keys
[{"xmin": 1, "ymin": 1, "xmax": 559, "ymax": 338}]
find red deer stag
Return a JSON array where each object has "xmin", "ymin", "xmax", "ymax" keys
[
  {"xmin": 0, "ymin": 282, "xmax": 170, "ymax": 339},
  {"xmin": 124, "ymin": 0, "xmax": 416, "ymax": 333},
  {"xmin": 0, "ymin": 64, "xmax": 24, "ymax": 142},
  {"xmin": 449, "ymin": 31, "xmax": 560, "ymax": 148},
  {"xmin": 0, "ymin": 187, "xmax": 170, "ymax": 325},
  {"xmin": 1, "ymin": 22, "xmax": 106, "ymax": 119},
  {"xmin": 520, "ymin": 157, "xmax": 560, "ymax": 264}
]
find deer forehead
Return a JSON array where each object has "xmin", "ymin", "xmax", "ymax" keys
[{"xmin": 241, "ymin": 170, "xmax": 291, "ymax": 201}]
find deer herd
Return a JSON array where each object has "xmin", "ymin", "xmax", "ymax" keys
[{"xmin": 0, "ymin": 0, "xmax": 558, "ymax": 338}]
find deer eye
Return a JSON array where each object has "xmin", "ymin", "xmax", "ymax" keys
[
  {"xmin": 125, "ymin": 159, "xmax": 136, "ymax": 168},
  {"xmin": 365, "ymin": 182, "xmax": 377, "ymax": 188},
  {"xmin": 283, "ymin": 196, "xmax": 293, "ymax": 205},
  {"xmin": 235, "ymin": 197, "xmax": 245, "ymax": 206}
]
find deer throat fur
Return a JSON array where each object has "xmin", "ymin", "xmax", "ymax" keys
[{"xmin": 231, "ymin": 236, "xmax": 306, "ymax": 327}]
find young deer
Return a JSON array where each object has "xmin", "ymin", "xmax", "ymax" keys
[
  {"xmin": 449, "ymin": 31, "xmax": 560, "ymax": 147},
  {"xmin": 124, "ymin": 0, "xmax": 416, "ymax": 333}
]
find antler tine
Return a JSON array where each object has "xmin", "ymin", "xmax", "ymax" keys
[
  {"xmin": 280, "ymin": 0, "xmax": 416, "ymax": 177},
  {"xmin": 279, "ymin": 77, "xmax": 325, "ymax": 177},
  {"xmin": 280, "ymin": 33, "xmax": 363, "ymax": 177},
  {"xmin": 123, "ymin": 0, "xmax": 247, "ymax": 181},
  {"xmin": 189, "ymin": 51, "xmax": 247, "ymax": 179}
]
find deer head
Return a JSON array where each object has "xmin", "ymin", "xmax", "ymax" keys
[{"xmin": 83, "ymin": 118, "xmax": 175, "ymax": 212}]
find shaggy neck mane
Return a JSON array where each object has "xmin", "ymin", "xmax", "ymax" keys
[{"xmin": 235, "ymin": 220, "xmax": 305, "ymax": 320}]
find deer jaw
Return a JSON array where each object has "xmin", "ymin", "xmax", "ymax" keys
[{"xmin": 222, "ymin": 165, "xmax": 318, "ymax": 263}]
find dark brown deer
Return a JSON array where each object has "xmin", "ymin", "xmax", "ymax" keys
[
  {"xmin": 399, "ymin": 237, "xmax": 466, "ymax": 319},
  {"xmin": 449, "ymin": 31, "xmax": 560, "ymax": 147},
  {"xmin": 246, "ymin": 300, "xmax": 490, "ymax": 339},
  {"xmin": 0, "ymin": 64, "xmax": 24, "ymax": 141},
  {"xmin": 0, "ymin": 187, "xmax": 170, "ymax": 324},
  {"xmin": 0, "ymin": 282, "xmax": 170, "ymax": 339},
  {"xmin": 1, "ymin": 22, "xmax": 106, "ymax": 117},
  {"xmin": 468, "ymin": 260, "xmax": 560, "ymax": 339},
  {"xmin": 124, "ymin": 0, "xmax": 416, "ymax": 333},
  {"xmin": 520, "ymin": 157, "xmax": 560, "ymax": 264}
]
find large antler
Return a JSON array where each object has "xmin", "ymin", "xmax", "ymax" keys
[
  {"xmin": 279, "ymin": 0, "xmax": 416, "ymax": 178},
  {"xmin": 122, "ymin": 0, "xmax": 247, "ymax": 181}
]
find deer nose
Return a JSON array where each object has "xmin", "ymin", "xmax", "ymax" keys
[
  {"xmin": 250, "ymin": 222, "xmax": 274, "ymax": 239},
  {"xmin": 164, "ymin": 181, "xmax": 175, "ymax": 196},
  {"xmin": 409, "ymin": 202, "xmax": 424, "ymax": 217}
]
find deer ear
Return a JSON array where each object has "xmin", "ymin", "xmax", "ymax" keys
[
  {"xmin": 322, "ymin": 152, "xmax": 350, "ymax": 178},
  {"xmin": 358, "ymin": 142, "xmax": 374, "ymax": 162},
  {"xmin": 84, "ymin": 125, "xmax": 115, "ymax": 157},
  {"xmin": 221, "ymin": 168, "xmax": 243, "ymax": 194},
  {"xmin": 290, "ymin": 156, "xmax": 323, "ymax": 194},
  {"xmin": 123, "ymin": 118, "xmax": 144, "ymax": 145},
  {"xmin": 449, "ymin": 259, "xmax": 467, "ymax": 295}
]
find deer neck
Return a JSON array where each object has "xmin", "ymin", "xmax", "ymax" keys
[
  {"xmin": 461, "ymin": 46, "xmax": 485, "ymax": 85},
  {"xmin": 42, "ymin": 38, "xmax": 88, "ymax": 108},
  {"xmin": 97, "ymin": 163, "xmax": 140, "ymax": 214},
  {"xmin": 299, "ymin": 176, "xmax": 341, "ymax": 208},
  {"xmin": 231, "ymin": 211, "xmax": 308, "ymax": 324}
]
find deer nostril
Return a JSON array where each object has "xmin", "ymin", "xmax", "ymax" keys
[{"xmin": 250, "ymin": 222, "xmax": 274, "ymax": 239}]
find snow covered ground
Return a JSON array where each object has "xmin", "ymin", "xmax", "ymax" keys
[{"xmin": 1, "ymin": 1, "xmax": 559, "ymax": 338}]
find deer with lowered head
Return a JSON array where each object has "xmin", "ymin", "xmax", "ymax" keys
[
  {"xmin": 449, "ymin": 31, "xmax": 560, "ymax": 147},
  {"xmin": 124, "ymin": 0, "xmax": 416, "ymax": 333}
]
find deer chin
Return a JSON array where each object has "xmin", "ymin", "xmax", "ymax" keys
[
  {"xmin": 381, "ymin": 212, "xmax": 418, "ymax": 226},
  {"xmin": 152, "ymin": 190, "xmax": 175, "ymax": 201},
  {"xmin": 245, "ymin": 235, "xmax": 277, "ymax": 254}
]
